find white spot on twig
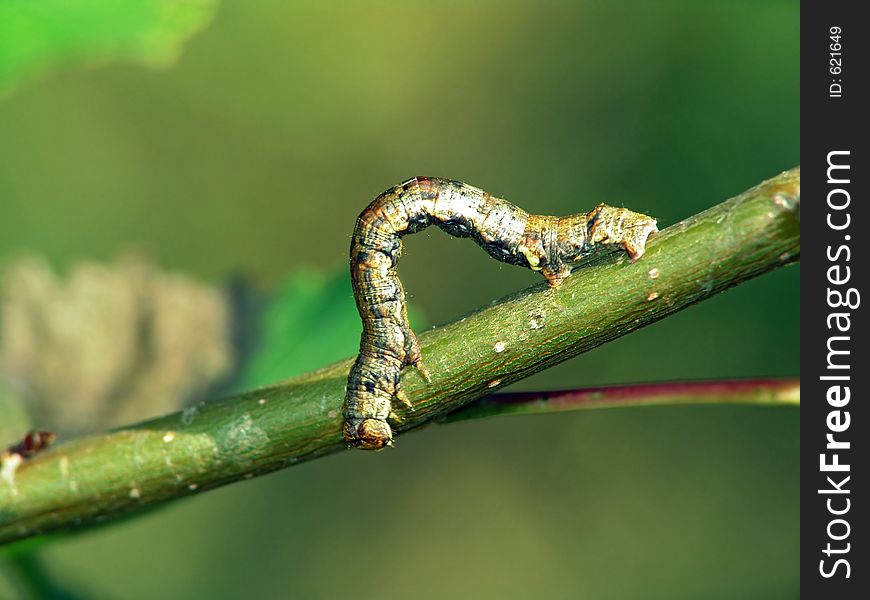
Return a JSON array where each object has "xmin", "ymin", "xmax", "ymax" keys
[
  {"xmin": 646, "ymin": 292, "xmax": 660, "ymax": 301},
  {"xmin": 487, "ymin": 379, "xmax": 502, "ymax": 388},
  {"xmin": 1, "ymin": 454, "xmax": 23, "ymax": 490},
  {"xmin": 224, "ymin": 413, "xmax": 269, "ymax": 462},
  {"xmin": 647, "ymin": 268, "xmax": 660, "ymax": 279},
  {"xmin": 59, "ymin": 456, "xmax": 70, "ymax": 479},
  {"xmin": 493, "ymin": 341, "xmax": 506, "ymax": 353},
  {"xmin": 162, "ymin": 431, "xmax": 175, "ymax": 443},
  {"xmin": 129, "ymin": 487, "xmax": 141, "ymax": 499}
]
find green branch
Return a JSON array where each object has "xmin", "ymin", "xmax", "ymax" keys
[{"xmin": 0, "ymin": 167, "xmax": 800, "ymax": 546}]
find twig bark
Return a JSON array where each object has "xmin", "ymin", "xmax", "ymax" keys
[{"xmin": 0, "ymin": 167, "xmax": 800, "ymax": 546}]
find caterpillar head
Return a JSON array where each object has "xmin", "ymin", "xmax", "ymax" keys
[{"xmin": 343, "ymin": 418, "xmax": 393, "ymax": 450}]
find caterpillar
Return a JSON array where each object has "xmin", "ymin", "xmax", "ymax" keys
[{"xmin": 344, "ymin": 176, "xmax": 657, "ymax": 450}]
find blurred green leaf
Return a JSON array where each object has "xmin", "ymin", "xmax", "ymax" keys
[
  {"xmin": 237, "ymin": 269, "xmax": 424, "ymax": 389},
  {"xmin": 0, "ymin": 0, "xmax": 218, "ymax": 95}
]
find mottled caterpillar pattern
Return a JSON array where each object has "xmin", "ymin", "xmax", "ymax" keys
[{"xmin": 344, "ymin": 177, "xmax": 658, "ymax": 450}]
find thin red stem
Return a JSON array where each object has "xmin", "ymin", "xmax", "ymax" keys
[{"xmin": 443, "ymin": 378, "xmax": 799, "ymax": 422}]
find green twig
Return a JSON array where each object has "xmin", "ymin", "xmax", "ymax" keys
[{"xmin": 0, "ymin": 167, "xmax": 800, "ymax": 546}]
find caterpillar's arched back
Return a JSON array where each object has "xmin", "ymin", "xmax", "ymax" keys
[{"xmin": 343, "ymin": 177, "xmax": 657, "ymax": 450}]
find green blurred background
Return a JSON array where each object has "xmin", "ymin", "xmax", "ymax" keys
[{"xmin": 0, "ymin": 1, "xmax": 798, "ymax": 598}]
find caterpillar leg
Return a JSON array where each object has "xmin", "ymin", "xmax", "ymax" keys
[
  {"xmin": 543, "ymin": 265, "xmax": 572, "ymax": 289},
  {"xmin": 394, "ymin": 330, "xmax": 428, "ymax": 414},
  {"xmin": 413, "ymin": 361, "xmax": 431, "ymax": 382},
  {"xmin": 395, "ymin": 389, "xmax": 414, "ymax": 410},
  {"xmin": 621, "ymin": 236, "xmax": 654, "ymax": 261},
  {"xmin": 404, "ymin": 329, "xmax": 432, "ymax": 382}
]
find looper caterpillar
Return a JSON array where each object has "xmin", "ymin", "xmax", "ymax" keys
[{"xmin": 344, "ymin": 177, "xmax": 657, "ymax": 450}]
